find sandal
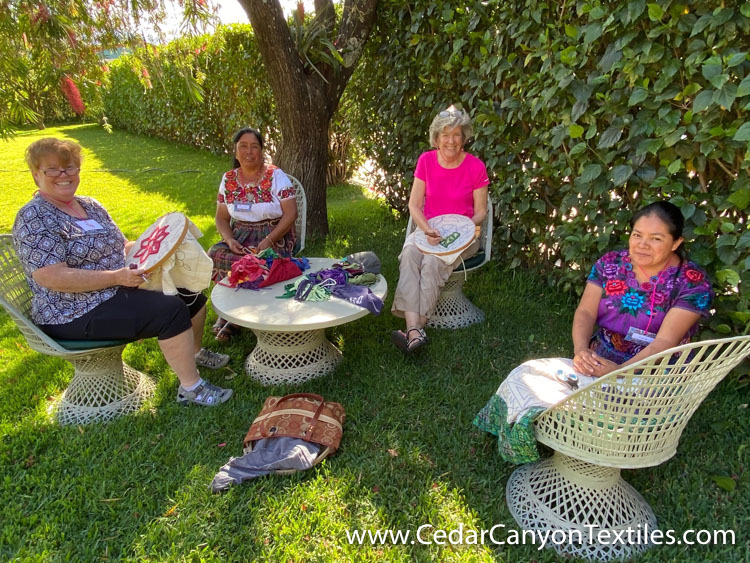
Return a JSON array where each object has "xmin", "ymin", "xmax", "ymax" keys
[
  {"xmin": 195, "ymin": 348, "xmax": 230, "ymax": 370},
  {"xmin": 211, "ymin": 318, "xmax": 227, "ymax": 336},
  {"xmin": 214, "ymin": 321, "xmax": 239, "ymax": 342},
  {"xmin": 391, "ymin": 327, "xmax": 428, "ymax": 354},
  {"xmin": 177, "ymin": 380, "xmax": 233, "ymax": 406}
]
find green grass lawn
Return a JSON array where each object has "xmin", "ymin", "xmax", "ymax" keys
[{"xmin": 1, "ymin": 124, "xmax": 748, "ymax": 562}]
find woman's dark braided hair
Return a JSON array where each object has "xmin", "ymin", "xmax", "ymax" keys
[
  {"xmin": 630, "ymin": 201, "xmax": 685, "ymax": 307},
  {"xmin": 231, "ymin": 127, "xmax": 263, "ymax": 169}
]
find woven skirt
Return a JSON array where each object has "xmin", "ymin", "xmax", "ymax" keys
[{"xmin": 208, "ymin": 218, "xmax": 296, "ymax": 282}]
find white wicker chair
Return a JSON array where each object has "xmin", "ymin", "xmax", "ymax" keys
[
  {"xmin": 287, "ymin": 175, "xmax": 307, "ymax": 255},
  {"xmin": 505, "ymin": 335, "xmax": 750, "ymax": 560},
  {"xmin": 0, "ymin": 235, "xmax": 154, "ymax": 425},
  {"xmin": 404, "ymin": 195, "xmax": 493, "ymax": 328}
]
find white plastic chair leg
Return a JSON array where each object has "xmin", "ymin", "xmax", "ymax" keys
[
  {"xmin": 56, "ymin": 345, "xmax": 155, "ymax": 425},
  {"xmin": 506, "ymin": 451, "xmax": 657, "ymax": 561},
  {"xmin": 427, "ymin": 276, "xmax": 485, "ymax": 329}
]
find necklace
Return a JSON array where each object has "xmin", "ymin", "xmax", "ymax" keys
[
  {"xmin": 239, "ymin": 165, "xmax": 266, "ymax": 185},
  {"xmin": 36, "ymin": 190, "xmax": 87, "ymax": 220}
]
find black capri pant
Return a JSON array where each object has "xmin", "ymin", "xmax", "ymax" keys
[{"xmin": 39, "ymin": 288, "xmax": 207, "ymax": 342}]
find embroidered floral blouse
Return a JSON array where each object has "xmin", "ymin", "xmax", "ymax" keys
[
  {"xmin": 217, "ymin": 165, "xmax": 296, "ymax": 223},
  {"xmin": 586, "ymin": 249, "xmax": 714, "ymax": 363},
  {"xmin": 12, "ymin": 195, "xmax": 126, "ymax": 325}
]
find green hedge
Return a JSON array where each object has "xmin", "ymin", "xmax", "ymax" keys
[
  {"xmin": 103, "ymin": 25, "xmax": 278, "ymax": 156},
  {"xmin": 103, "ymin": 24, "xmax": 354, "ymax": 183},
  {"xmin": 352, "ymin": 0, "xmax": 750, "ymax": 338}
]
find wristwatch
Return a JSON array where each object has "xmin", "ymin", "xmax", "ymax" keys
[{"xmin": 555, "ymin": 369, "xmax": 579, "ymax": 390}]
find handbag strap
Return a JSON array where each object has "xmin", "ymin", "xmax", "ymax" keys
[{"xmin": 260, "ymin": 393, "xmax": 327, "ymax": 439}]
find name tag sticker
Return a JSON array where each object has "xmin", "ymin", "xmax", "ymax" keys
[
  {"xmin": 235, "ymin": 203, "xmax": 252, "ymax": 211},
  {"xmin": 76, "ymin": 219, "xmax": 104, "ymax": 232},
  {"xmin": 625, "ymin": 326, "xmax": 656, "ymax": 346}
]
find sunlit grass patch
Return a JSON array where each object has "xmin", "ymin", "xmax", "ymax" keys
[{"xmin": 0, "ymin": 124, "xmax": 747, "ymax": 562}]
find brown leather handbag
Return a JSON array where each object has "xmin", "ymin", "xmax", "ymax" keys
[{"xmin": 243, "ymin": 393, "xmax": 345, "ymax": 472}]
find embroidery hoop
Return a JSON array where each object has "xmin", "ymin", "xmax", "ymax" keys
[
  {"xmin": 414, "ymin": 214, "xmax": 476, "ymax": 256},
  {"xmin": 125, "ymin": 212, "xmax": 189, "ymax": 274}
]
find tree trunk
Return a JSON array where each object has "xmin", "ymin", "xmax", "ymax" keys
[
  {"xmin": 238, "ymin": 0, "xmax": 377, "ymax": 237},
  {"xmin": 276, "ymin": 106, "xmax": 331, "ymax": 237}
]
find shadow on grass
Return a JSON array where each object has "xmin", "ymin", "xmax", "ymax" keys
[
  {"xmin": 63, "ymin": 124, "xmax": 225, "ymax": 225},
  {"xmin": 5, "ymin": 128, "xmax": 747, "ymax": 560},
  {"xmin": 0, "ymin": 403, "xmax": 246, "ymax": 560}
]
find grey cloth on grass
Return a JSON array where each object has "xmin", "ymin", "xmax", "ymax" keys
[{"xmin": 211, "ymin": 437, "xmax": 322, "ymax": 493}]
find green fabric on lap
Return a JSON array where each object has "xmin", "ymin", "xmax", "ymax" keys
[{"xmin": 473, "ymin": 394, "xmax": 546, "ymax": 465}]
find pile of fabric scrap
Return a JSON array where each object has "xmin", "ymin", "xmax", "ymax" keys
[
  {"xmin": 277, "ymin": 251, "xmax": 383, "ymax": 314},
  {"xmin": 223, "ymin": 248, "xmax": 310, "ymax": 290}
]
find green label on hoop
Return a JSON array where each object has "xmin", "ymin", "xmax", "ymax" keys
[{"xmin": 439, "ymin": 231, "xmax": 460, "ymax": 248}]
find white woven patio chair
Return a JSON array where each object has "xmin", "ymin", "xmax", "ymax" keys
[
  {"xmin": 404, "ymin": 195, "xmax": 493, "ymax": 328},
  {"xmin": 0, "ymin": 235, "xmax": 154, "ymax": 425},
  {"xmin": 287, "ymin": 175, "xmax": 306, "ymax": 255},
  {"xmin": 505, "ymin": 335, "xmax": 750, "ymax": 560}
]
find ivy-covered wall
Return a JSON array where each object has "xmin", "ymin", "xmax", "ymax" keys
[
  {"xmin": 351, "ymin": 0, "xmax": 750, "ymax": 337},
  {"xmin": 103, "ymin": 25, "xmax": 279, "ymax": 156}
]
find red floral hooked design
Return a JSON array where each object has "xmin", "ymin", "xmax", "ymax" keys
[{"xmin": 132, "ymin": 225, "xmax": 170, "ymax": 265}]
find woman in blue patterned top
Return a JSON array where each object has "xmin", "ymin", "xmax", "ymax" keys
[
  {"xmin": 12, "ymin": 138, "xmax": 233, "ymax": 407},
  {"xmin": 474, "ymin": 201, "xmax": 714, "ymax": 463}
]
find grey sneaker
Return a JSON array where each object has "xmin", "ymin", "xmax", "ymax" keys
[
  {"xmin": 177, "ymin": 380, "xmax": 233, "ymax": 406},
  {"xmin": 195, "ymin": 348, "xmax": 230, "ymax": 370}
]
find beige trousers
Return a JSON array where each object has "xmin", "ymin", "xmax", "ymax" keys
[{"xmin": 391, "ymin": 239, "xmax": 479, "ymax": 319}]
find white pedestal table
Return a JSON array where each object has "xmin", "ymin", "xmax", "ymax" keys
[{"xmin": 211, "ymin": 258, "xmax": 388, "ymax": 385}]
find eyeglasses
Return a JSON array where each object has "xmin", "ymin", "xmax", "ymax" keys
[
  {"xmin": 41, "ymin": 167, "xmax": 80, "ymax": 177},
  {"xmin": 439, "ymin": 109, "xmax": 464, "ymax": 118}
]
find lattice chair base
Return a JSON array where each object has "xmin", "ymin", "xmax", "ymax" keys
[
  {"xmin": 427, "ymin": 275, "xmax": 485, "ymax": 329},
  {"xmin": 245, "ymin": 329, "xmax": 342, "ymax": 385},
  {"xmin": 56, "ymin": 346, "xmax": 155, "ymax": 425},
  {"xmin": 506, "ymin": 452, "xmax": 657, "ymax": 561}
]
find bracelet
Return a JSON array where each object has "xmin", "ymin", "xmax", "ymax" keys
[{"xmin": 264, "ymin": 236, "xmax": 273, "ymax": 244}]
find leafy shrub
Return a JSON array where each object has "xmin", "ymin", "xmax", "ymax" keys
[
  {"xmin": 103, "ymin": 25, "xmax": 279, "ymax": 156},
  {"xmin": 351, "ymin": 0, "xmax": 750, "ymax": 338},
  {"xmin": 104, "ymin": 23, "xmax": 356, "ymax": 182}
]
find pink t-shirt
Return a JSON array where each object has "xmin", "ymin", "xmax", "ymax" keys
[{"xmin": 414, "ymin": 151, "xmax": 489, "ymax": 219}]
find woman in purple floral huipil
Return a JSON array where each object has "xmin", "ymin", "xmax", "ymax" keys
[{"xmin": 474, "ymin": 201, "xmax": 714, "ymax": 464}]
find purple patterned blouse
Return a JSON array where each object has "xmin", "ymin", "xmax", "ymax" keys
[{"xmin": 586, "ymin": 249, "xmax": 713, "ymax": 363}]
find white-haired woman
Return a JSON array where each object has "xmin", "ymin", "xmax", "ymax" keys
[{"xmin": 391, "ymin": 107, "xmax": 489, "ymax": 353}]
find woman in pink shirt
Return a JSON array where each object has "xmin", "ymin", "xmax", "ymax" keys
[{"xmin": 391, "ymin": 107, "xmax": 490, "ymax": 353}]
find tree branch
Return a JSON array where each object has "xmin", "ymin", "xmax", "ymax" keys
[
  {"xmin": 328, "ymin": 0, "xmax": 378, "ymax": 103},
  {"xmin": 239, "ymin": 0, "xmax": 306, "ymax": 97},
  {"xmin": 715, "ymin": 158, "xmax": 737, "ymax": 180},
  {"xmin": 314, "ymin": 0, "xmax": 336, "ymax": 33}
]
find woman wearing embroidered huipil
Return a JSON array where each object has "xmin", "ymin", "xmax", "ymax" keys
[
  {"xmin": 390, "ymin": 107, "xmax": 489, "ymax": 353},
  {"xmin": 474, "ymin": 201, "xmax": 714, "ymax": 464},
  {"xmin": 208, "ymin": 127, "xmax": 298, "ymax": 341}
]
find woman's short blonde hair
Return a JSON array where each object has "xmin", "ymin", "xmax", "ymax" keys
[
  {"xmin": 429, "ymin": 108, "xmax": 474, "ymax": 148},
  {"xmin": 25, "ymin": 138, "xmax": 82, "ymax": 171}
]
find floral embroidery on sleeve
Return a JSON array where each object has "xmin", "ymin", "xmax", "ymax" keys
[
  {"xmin": 673, "ymin": 264, "xmax": 713, "ymax": 316},
  {"xmin": 587, "ymin": 250, "xmax": 619, "ymax": 287}
]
